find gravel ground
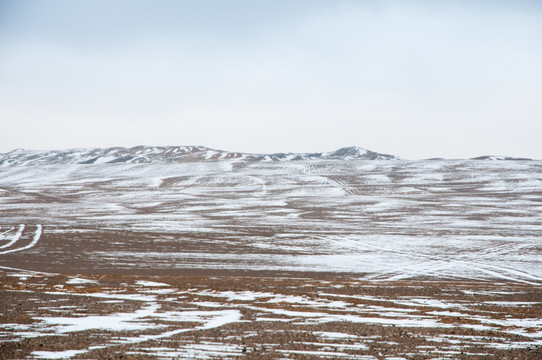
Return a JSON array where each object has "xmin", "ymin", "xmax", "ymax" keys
[{"xmin": 1, "ymin": 272, "xmax": 541, "ymax": 359}]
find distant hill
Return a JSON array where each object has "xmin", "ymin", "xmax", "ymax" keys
[
  {"xmin": 0, "ymin": 146, "xmax": 399, "ymax": 166},
  {"xmin": 470, "ymin": 155, "xmax": 533, "ymax": 161}
]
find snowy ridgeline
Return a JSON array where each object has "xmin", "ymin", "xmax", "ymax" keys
[{"xmin": 0, "ymin": 145, "xmax": 398, "ymax": 166}]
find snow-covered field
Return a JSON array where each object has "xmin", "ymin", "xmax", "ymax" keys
[
  {"xmin": 0, "ymin": 157, "xmax": 541, "ymax": 359},
  {"xmin": 0, "ymin": 159, "xmax": 541, "ymax": 283}
]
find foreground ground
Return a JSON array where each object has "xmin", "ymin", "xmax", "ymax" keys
[{"xmin": 1, "ymin": 270, "xmax": 541, "ymax": 359}]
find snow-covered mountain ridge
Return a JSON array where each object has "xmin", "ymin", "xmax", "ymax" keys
[
  {"xmin": 0, "ymin": 146, "xmax": 398, "ymax": 166},
  {"xmin": 0, "ymin": 146, "xmax": 535, "ymax": 166}
]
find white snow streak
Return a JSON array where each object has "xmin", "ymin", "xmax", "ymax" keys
[
  {"xmin": 0, "ymin": 224, "xmax": 41, "ymax": 255},
  {"xmin": 0, "ymin": 224, "xmax": 24, "ymax": 249}
]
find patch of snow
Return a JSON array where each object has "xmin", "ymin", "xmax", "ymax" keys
[
  {"xmin": 128, "ymin": 343, "xmax": 244, "ymax": 359},
  {"xmin": 135, "ymin": 280, "xmax": 170, "ymax": 287},
  {"xmin": 267, "ymin": 294, "xmax": 349, "ymax": 308},
  {"xmin": 315, "ymin": 331, "xmax": 358, "ymax": 339},
  {"xmin": 483, "ymin": 301, "xmax": 539, "ymax": 307},
  {"xmin": 93, "ymin": 156, "xmax": 117, "ymax": 164},
  {"xmin": 44, "ymin": 291, "xmax": 157, "ymax": 302},
  {"xmin": 141, "ymin": 288, "xmax": 177, "ymax": 294},
  {"xmin": 65, "ymin": 277, "xmax": 97, "ymax": 285},
  {"xmin": 192, "ymin": 301, "xmax": 227, "ymax": 308},
  {"xmin": 37, "ymin": 303, "xmax": 162, "ymax": 333},
  {"xmin": 32, "ymin": 349, "xmax": 88, "ymax": 359},
  {"xmin": 278, "ymin": 349, "xmax": 363, "ymax": 358},
  {"xmin": 196, "ymin": 290, "xmax": 274, "ymax": 302}
]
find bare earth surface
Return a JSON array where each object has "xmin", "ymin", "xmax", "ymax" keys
[{"xmin": 0, "ymin": 159, "xmax": 541, "ymax": 359}]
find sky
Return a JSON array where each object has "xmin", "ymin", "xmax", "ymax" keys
[{"xmin": 1, "ymin": 0, "xmax": 541, "ymax": 159}]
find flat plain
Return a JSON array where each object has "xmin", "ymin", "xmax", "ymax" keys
[{"xmin": 1, "ymin": 157, "xmax": 541, "ymax": 359}]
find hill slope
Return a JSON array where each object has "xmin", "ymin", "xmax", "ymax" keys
[{"xmin": 0, "ymin": 146, "xmax": 398, "ymax": 166}]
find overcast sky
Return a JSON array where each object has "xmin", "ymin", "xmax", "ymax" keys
[{"xmin": 1, "ymin": 0, "xmax": 541, "ymax": 159}]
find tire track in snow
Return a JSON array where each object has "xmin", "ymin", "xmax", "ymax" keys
[
  {"xmin": 367, "ymin": 241, "xmax": 542, "ymax": 285},
  {"xmin": 0, "ymin": 264, "xmax": 57, "ymax": 275},
  {"xmin": 323, "ymin": 235, "xmax": 542, "ymax": 285},
  {"xmin": 305, "ymin": 165, "xmax": 362, "ymax": 196},
  {"xmin": 0, "ymin": 226, "xmax": 15, "ymax": 237},
  {"xmin": 412, "ymin": 242, "xmax": 542, "ymax": 283},
  {"xmin": 0, "ymin": 224, "xmax": 25, "ymax": 250},
  {"xmin": 0, "ymin": 225, "xmax": 42, "ymax": 255},
  {"xmin": 368, "ymin": 242, "xmax": 539, "ymax": 283}
]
